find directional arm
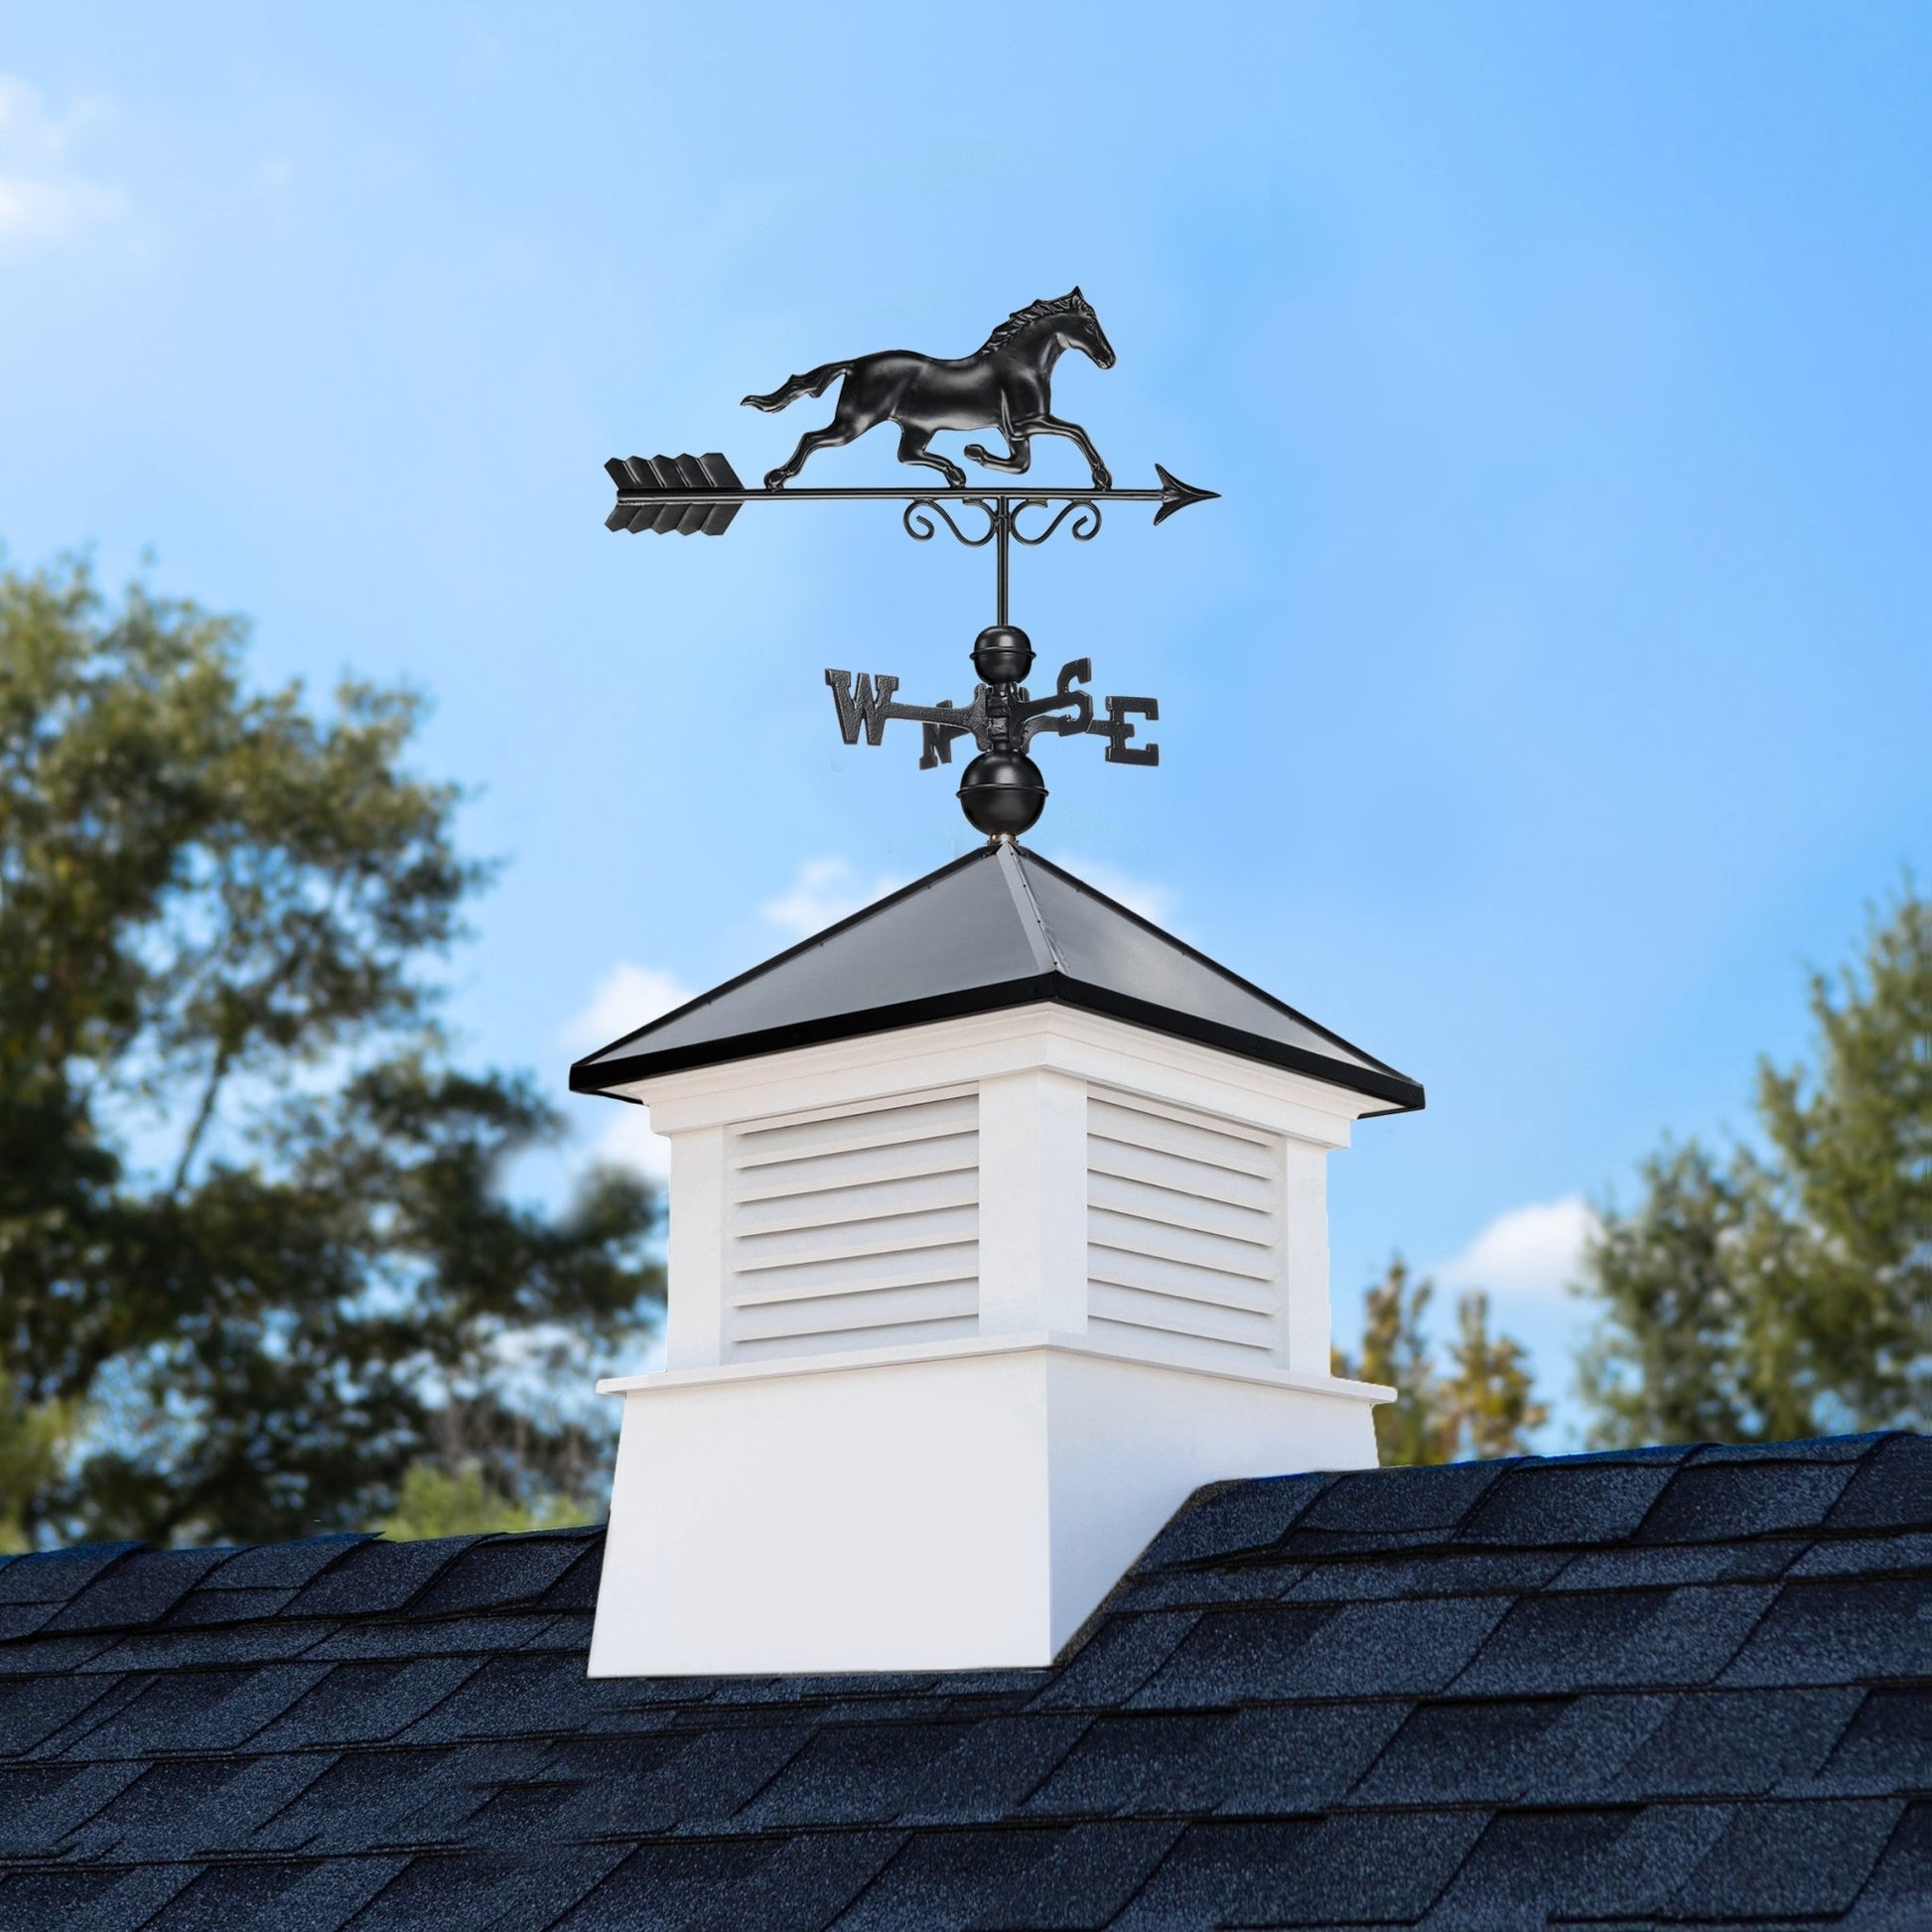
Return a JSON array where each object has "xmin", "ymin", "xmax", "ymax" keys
[{"xmin": 825, "ymin": 659, "xmax": 1159, "ymax": 772}]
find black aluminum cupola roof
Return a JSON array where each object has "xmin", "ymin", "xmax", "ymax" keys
[{"xmin": 571, "ymin": 842, "xmax": 1424, "ymax": 1112}]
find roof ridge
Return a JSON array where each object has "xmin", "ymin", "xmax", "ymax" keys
[{"xmin": 1001, "ymin": 841, "xmax": 1064, "ymax": 975}]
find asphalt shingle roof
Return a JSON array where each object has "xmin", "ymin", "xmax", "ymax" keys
[{"xmin": 0, "ymin": 1435, "xmax": 1924, "ymax": 1929}]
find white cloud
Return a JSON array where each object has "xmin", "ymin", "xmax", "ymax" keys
[
  {"xmin": 587, "ymin": 1100, "xmax": 673, "ymax": 1183},
  {"xmin": 562, "ymin": 962, "xmax": 693, "ymax": 1053},
  {"xmin": 562, "ymin": 962, "xmax": 695, "ymax": 1183},
  {"xmin": 0, "ymin": 75, "xmax": 125, "ymax": 247},
  {"xmin": 759, "ymin": 856, "xmax": 904, "ymax": 940},
  {"xmin": 1053, "ymin": 854, "xmax": 1173, "ymax": 924},
  {"xmin": 1434, "ymin": 1195, "xmax": 1598, "ymax": 1302}
]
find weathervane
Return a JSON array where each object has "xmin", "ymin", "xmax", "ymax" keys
[{"xmin": 605, "ymin": 290, "xmax": 1216, "ymax": 838}]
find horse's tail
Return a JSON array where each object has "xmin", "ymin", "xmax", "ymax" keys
[{"xmin": 742, "ymin": 360, "xmax": 850, "ymax": 412}]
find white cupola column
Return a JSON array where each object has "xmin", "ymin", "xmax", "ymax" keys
[{"xmin": 572, "ymin": 844, "xmax": 1420, "ymax": 1676}]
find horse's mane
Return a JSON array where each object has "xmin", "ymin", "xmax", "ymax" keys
[{"xmin": 980, "ymin": 290, "xmax": 1093, "ymax": 352}]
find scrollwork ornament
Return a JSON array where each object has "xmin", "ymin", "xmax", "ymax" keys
[
  {"xmin": 1009, "ymin": 498, "xmax": 1103, "ymax": 546},
  {"xmin": 901, "ymin": 497, "xmax": 999, "ymax": 546}
]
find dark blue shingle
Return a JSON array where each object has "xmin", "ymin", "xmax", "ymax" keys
[
  {"xmin": 1828, "ymin": 1435, "xmax": 1932, "ymax": 1533},
  {"xmin": 62, "ymin": 1751, "xmax": 328, "ymax": 1860},
  {"xmin": 1299, "ymin": 1458, "xmax": 1513, "ymax": 1535},
  {"xmin": 1603, "ymin": 1686, "xmax": 1865, "ymax": 1798},
  {"xmin": 732, "ymin": 1721, "xmax": 971, "ymax": 1829},
  {"xmin": 1207, "ymin": 1700, "xmax": 1412, "ymax": 1813},
  {"xmin": 1136, "ymin": 1595, "xmax": 1506, "ymax": 1706},
  {"xmin": 138, "ymin": 1858, "xmax": 313, "ymax": 1931},
  {"xmin": 404, "ymin": 1535, "xmax": 594, "ymax": 1617},
  {"xmin": 1133, "ymin": 1473, "xmax": 1333, "ymax": 1570},
  {"xmin": 1790, "ymin": 1529, "xmax": 1932, "ymax": 1579},
  {"xmin": 283, "ymin": 1537, "xmax": 482, "ymax": 1617},
  {"xmin": 198, "ymin": 1536, "xmax": 368, "ymax": 1592},
  {"xmin": 970, "ymin": 1819, "xmax": 1183, "ymax": 1929},
  {"xmin": 246, "ymin": 1745, "xmax": 489, "ymax": 1854},
  {"xmin": 1545, "ymin": 1537, "xmax": 1801, "ymax": 1591},
  {"xmin": 1639, "ymin": 1460, "xmax": 1858, "ymax": 1542},
  {"xmin": 1347, "ymin": 1697, "xmax": 1572, "ymax": 1805},
  {"xmin": 1721, "ymin": 1579, "xmax": 1932, "ymax": 1688},
  {"xmin": 1024, "ymin": 1712, "xmax": 1231, "ymax": 1817},
  {"xmin": 1670, "ymin": 1797, "xmax": 1903, "ymax": 1917},
  {"xmin": 232, "ymin": 1856, "xmax": 407, "ymax": 1932},
  {"xmin": 0, "ymin": 1759, "xmax": 144, "ymax": 1854},
  {"xmin": 1813, "ymin": 1690, "xmax": 1932, "ymax": 1795},
  {"xmin": 44, "ymin": 1549, "xmax": 231, "ymax": 1634},
  {"xmin": 3, "ymin": 1864, "xmax": 198, "ymax": 1932},
  {"xmin": 897, "ymin": 1713, "xmax": 1088, "ymax": 1825},
  {"xmin": 1120, "ymin": 1810, "xmax": 1485, "ymax": 1929},
  {"xmin": 552, "ymin": 1723, "xmax": 817, "ymax": 1835},
  {"xmin": 1420, "ymin": 1806, "xmax": 1642, "ymax": 1930},
  {"xmin": 1452, "ymin": 1585, "xmax": 1778, "ymax": 1695},
  {"xmin": 829, "ymin": 1826, "xmax": 1071, "ymax": 1932},
  {"xmin": 246, "ymin": 1658, "xmax": 483, "ymax": 1750},
  {"xmin": 0, "ymin": 1544, "xmax": 142, "ymax": 1607},
  {"xmin": 0, "ymin": 1669, "xmax": 126, "ymax": 1755},
  {"xmin": 1280, "ymin": 1548, "xmax": 1566, "ymax": 1603},
  {"xmin": 63, "ymin": 1662, "xmax": 332, "ymax": 1759},
  {"xmin": 1458, "ymin": 1461, "xmax": 1678, "ymax": 1548},
  {"xmin": 335, "ymin": 1846, "xmax": 628, "ymax": 1932},
  {"xmin": 1844, "ymin": 1800, "xmax": 1932, "ymax": 1930},
  {"xmin": 1028, "ymin": 1612, "xmax": 1198, "ymax": 1711}
]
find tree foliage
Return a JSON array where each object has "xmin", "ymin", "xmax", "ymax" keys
[
  {"xmin": 0, "ymin": 558, "xmax": 661, "ymax": 1545},
  {"xmin": 1581, "ymin": 884, "xmax": 1931, "ymax": 1444},
  {"xmin": 1334, "ymin": 1258, "xmax": 1548, "ymax": 1465}
]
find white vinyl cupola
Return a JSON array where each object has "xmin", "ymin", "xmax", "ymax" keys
[{"xmin": 571, "ymin": 842, "xmax": 1422, "ymax": 1676}]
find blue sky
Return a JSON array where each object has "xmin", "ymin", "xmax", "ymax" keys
[{"xmin": 3, "ymin": 3, "xmax": 1928, "ymax": 1440}]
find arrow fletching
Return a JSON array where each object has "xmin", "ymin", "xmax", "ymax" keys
[{"xmin": 606, "ymin": 453, "xmax": 744, "ymax": 535}]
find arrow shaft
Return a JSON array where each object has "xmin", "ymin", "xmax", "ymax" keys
[{"xmin": 608, "ymin": 484, "xmax": 1168, "ymax": 505}]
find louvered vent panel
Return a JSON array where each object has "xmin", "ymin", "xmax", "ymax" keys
[
  {"xmin": 1086, "ymin": 1091, "xmax": 1284, "ymax": 1369},
  {"xmin": 726, "ymin": 1092, "xmax": 979, "ymax": 1360}
]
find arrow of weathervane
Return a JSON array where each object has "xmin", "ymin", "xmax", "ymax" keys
[{"xmin": 604, "ymin": 455, "xmax": 1218, "ymax": 537}]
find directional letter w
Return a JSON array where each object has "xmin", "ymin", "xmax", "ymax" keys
[{"xmin": 824, "ymin": 670, "xmax": 901, "ymax": 746}]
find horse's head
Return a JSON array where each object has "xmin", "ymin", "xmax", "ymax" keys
[{"xmin": 1057, "ymin": 288, "xmax": 1116, "ymax": 369}]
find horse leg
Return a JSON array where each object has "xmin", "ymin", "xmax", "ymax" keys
[
  {"xmin": 962, "ymin": 430, "xmax": 1032, "ymax": 475},
  {"xmin": 1013, "ymin": 413, "xmax": 1111, "ymax": 489},
  {"xmin": 896, "ymin": 425, "xmax": 967, "ymax": 488},
  {"xmin": 763, "ymin": 390, "xmax": 883, "ymax": 488},
  {"xmin": 765, "ymin": 421, "xmax": 853, "ymax": 489}
]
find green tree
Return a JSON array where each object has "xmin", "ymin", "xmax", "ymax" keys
[
  {"xmin": 1581, "ymin": 884, "xmax": 1931, "ymax": 1445},
  {"xmin": 378, "ymin": 1462, "xmax": 586, "ymax": 1541},
  {"xmin": 0, "ymin": 1369, "xmax": 73, "ymax": 1552},
  {"xmin": 1334, "ymin": 1257, "xmax": 1548, "ymax": 1464},
  {"xmin": 1445, "ymin": 1288, "xmax": 1549, "ymax": 1459},
  {"xmin": 0, "ymin": 557, "xmax": 661, "ymax": 1546}
]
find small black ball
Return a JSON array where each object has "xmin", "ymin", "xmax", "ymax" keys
[
  {"xmin": 958, "ymin": 751, "xmax": 1047, "ymax": 838},
  {"xmin": 972, "ymin": 624, "xmax": 1035, "ymax": 687}
]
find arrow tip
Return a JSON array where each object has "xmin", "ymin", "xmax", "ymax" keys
[{"xmin": 1151, "ymin": 463, "xmax": 1220, "ymax": 525}]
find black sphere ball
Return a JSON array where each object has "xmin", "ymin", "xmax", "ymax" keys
[
  {"xmin": 971, "ymin": 624, "xmax": 1035, "ymax": 686},
  {"xmin": 958, "ymin": 751, "xmax": 1047, "ymax": 838}
]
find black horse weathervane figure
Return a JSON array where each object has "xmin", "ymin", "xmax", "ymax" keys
[
  {"xmin": 745, "ymin": 289, "xmax": 1117, "ymax": 490},
  {"xmin": 605, "ymin": 291, "xmax": 1217, "ymax": 838}
]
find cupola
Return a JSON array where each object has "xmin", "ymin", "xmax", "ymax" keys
[{"xmin": 572, "ymin": 842, "xmax": 1421, "ymax": 1676}]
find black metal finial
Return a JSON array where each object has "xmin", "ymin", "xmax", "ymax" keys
[{"xmin": 603, "ymin": 293, "xmax": 1216, "ymax": 837}]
